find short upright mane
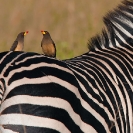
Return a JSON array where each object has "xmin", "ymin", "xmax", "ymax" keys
[{"xmin": 88, "ymin": 0, "xmax": 133, "ymax": 51}]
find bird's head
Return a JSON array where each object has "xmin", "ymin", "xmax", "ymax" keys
[
  {"xmin": 16, "ymin": 31, "xmax": 28, "ymax": 39},
  {"xmin": 24, "ymin": 31, "xmax": 29, "ymax": 36},
  {"xmin": 18, "ymin": 31, "xmax": 28, "ymax": 37},
  {"xmin": 41, "ymin": 30, "xmax": 49, "ymax": 35}
]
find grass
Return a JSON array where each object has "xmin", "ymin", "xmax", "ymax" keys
[{"xmin": 0, "ymin": 0, "xmax": 122, "ymax": 59}]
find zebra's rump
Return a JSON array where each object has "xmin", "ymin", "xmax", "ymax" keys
[
  {"xmin": 0, "ymin": 50, "xmax": 132, "ymax": 133},
  {"xmin": 0, "ymin": 0, "xmax": 133, "ymax": 132}
]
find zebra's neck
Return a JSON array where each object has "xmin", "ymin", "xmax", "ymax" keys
[{"xmin": 88, "ymin": 0, "xmax": 133, "ymax": 51}]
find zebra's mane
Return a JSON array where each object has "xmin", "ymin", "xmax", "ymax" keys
[{"xmin": 88, "ymin": 0, "xmax": 133, "ymax": 51}]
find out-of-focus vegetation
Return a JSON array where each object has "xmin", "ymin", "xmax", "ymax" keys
[{"xmin": 0, "ymin": 0, "xmax": 121, "ymax": 59}]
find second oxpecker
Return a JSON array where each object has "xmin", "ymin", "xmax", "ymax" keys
[{"xmin": 10, "ymin": 31, "xmax": 28, "ymax": 51}]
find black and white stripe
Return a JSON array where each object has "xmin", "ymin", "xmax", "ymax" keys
[{"xmin": 0, "ymin": 1, "xmax": 133, "ymax": 133}]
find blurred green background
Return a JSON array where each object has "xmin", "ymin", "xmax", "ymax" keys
[{"xmin": 0, "ymin": 0, "xmax": 121, "ymax": 59}]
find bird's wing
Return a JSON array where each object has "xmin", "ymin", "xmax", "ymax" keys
[
  {"xmin": 41, "ymin": 39, "xmax": 43, "ymax": 47},
  {"xmin": 52, "ymin": 41, "xmax": 56, "ymax": 57},
  {"xmin": 10, "ymin": 41, "xmax": 18, "ymax": 51},
  {"xmin": 52, "ymin": 41, "xmax": 56, "ymax": 50}
]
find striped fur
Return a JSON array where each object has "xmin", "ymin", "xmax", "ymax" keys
[{"xmin": 0, "ymin": 0, "xmax": 133, "ymax": 133}]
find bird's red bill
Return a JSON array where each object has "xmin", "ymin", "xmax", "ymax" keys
[
  {"xmin": 41, "ymin": 30, "xmax": 46, "ymax": 35},
  {"xmin": 24, "ymin": 31, "xmax": 29, "ymax": 35}
]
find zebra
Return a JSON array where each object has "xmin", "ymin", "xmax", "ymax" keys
[{"xmin": 0, "ymin": 0, "xmax": 132, "ymax": 133}]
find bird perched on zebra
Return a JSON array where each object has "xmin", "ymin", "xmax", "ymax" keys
[
  {"xmin": 10, "ymin": 31, "xmax": 28, "ymax": 51},
  {"xmin": 41, "ymin": 30, "xmax": 56, "ymax": 58}
]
